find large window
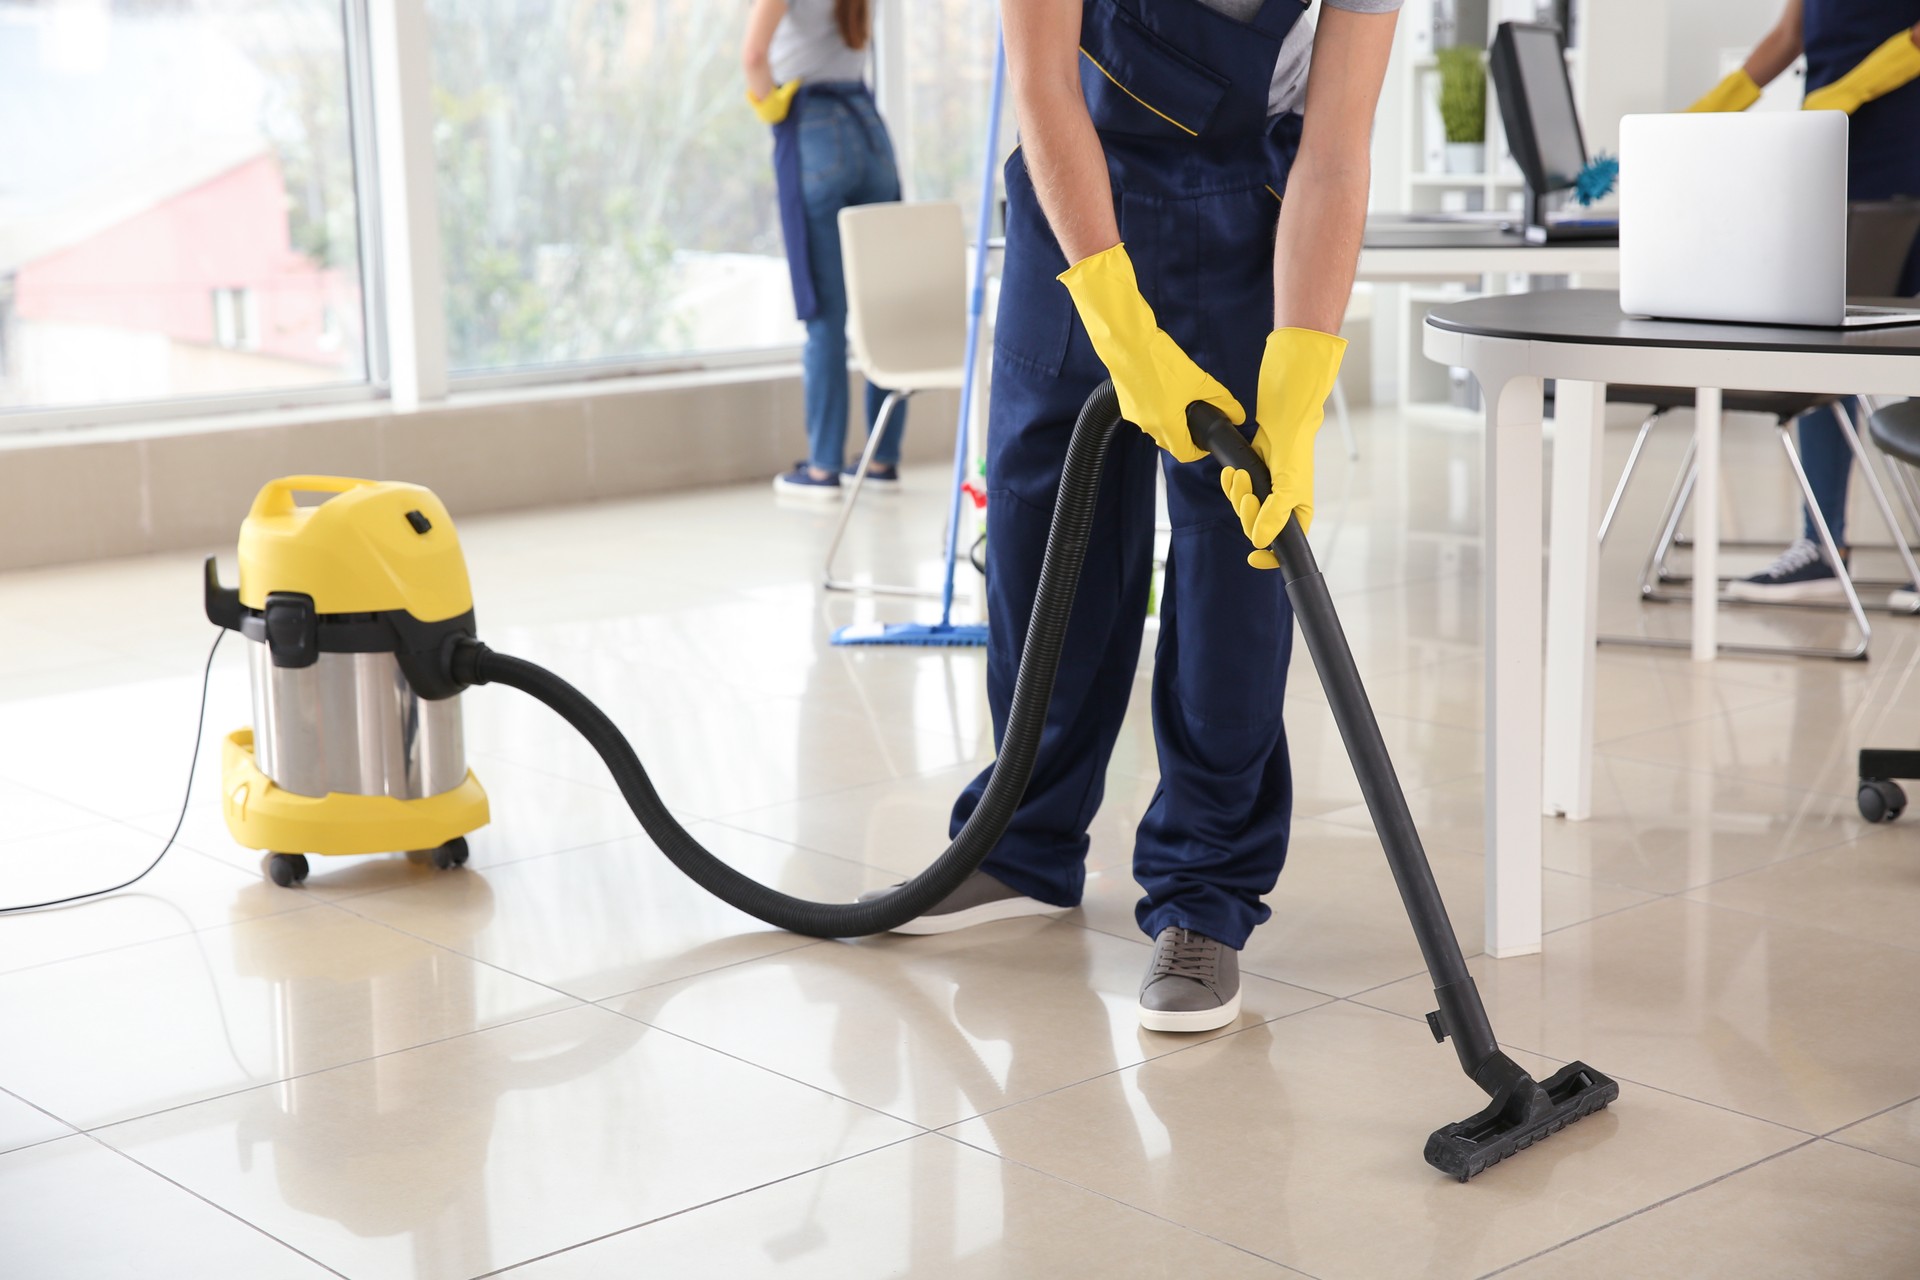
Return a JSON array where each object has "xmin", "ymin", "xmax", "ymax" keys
[
  {"xmin": 897, "ymin": 0, "xmax": 1003, "ymax": 236},
  {"xmin": 428, "ymin": 0, "xmax": 803, "ymax": 375},
  {"xmin": 0, "ymin": 1, "xmax": 370, "ymax": 413}
]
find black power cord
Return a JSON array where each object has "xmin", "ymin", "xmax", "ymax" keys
[{"xmin": 0, "ymin": 629, "xmax": 224, "ymax": 914}]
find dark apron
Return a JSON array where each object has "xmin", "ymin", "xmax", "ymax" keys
[
  {"xmin": 769, "ymin": 81, "xmax": 877, "ymax": 322},
  {"xmin": 1804, "ymin": 0, "xmax": 1920, "ymax": 201},
  {"xmin": 950, "ymin": 0, "xmax": 1312, "ymax": 949}
]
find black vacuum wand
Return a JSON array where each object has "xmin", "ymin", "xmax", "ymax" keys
[
  {"xmin": 1185, "ymin": 403, "xmax": 1619, "ymax": 1179},
  {"xmin": 450, "ymin": 383, "xmax": 1616, "ymax": 1179}
]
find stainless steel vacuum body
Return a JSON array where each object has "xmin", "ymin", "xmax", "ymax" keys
[{"xmin": 206, "ymin": 475, "xmax": 490, "ymax": 886}]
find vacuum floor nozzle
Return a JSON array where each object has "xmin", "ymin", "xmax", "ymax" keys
[{"xmin": 1424, "ymin": 1060, "xmax": 1621, "ymax": 1181}]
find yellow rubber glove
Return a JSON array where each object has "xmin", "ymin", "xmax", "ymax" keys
[
  {"xmin": 1805, "ymin": 30, "xmax": 1920, "ymax": 113},
  {"xmin": 1057, "ymin": 243, "xmax": 1244, "ymax": 463},
  {"xmin": 748, "ymin": 79, "xmax": 801, "ymax": 124},
  {"xmin": 1220, "ymin": 328, "xmax": 1347, "ymax": 568},
  {"xmin": 1686, "ymin": 68, "xmax": 1761, "ymax": 113}
]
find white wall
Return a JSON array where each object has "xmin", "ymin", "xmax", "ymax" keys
[{"xmin": 1665, "ymin": 0, "xmax": 1785, "ymax": 108}]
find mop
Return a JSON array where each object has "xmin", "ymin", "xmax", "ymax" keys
[{"xmin": 832, "ymin": 34, "xmax": 1005, "ymax": 647}]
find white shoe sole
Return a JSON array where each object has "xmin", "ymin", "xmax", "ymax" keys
[
  {"xmin": 888, "ymin": 894, "xmax": 1064, "ymax": 936},
  {"xmin": 772, "ymin": 478, "xmax": 844, "ymax": 501},
  {"xmin": 1137, "ymin": 988, "xmax": 1242, "ymax": 1033},
  {"xmin": 1723, "ymin": 578, "xmax": 1847, "ymax": 604}
]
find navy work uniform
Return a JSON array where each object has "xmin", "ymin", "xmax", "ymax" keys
[
  {"xmin": 950, "ymin": 0, "xmax": 1311, "ymax": 949},
  {"xmin": 1807, "ymin": 0, "xmax": 1920, "ymax": 209}
]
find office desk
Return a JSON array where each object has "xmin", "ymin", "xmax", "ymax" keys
[
  {"xmin": 1422, "ymin": 289, "xmax": 1920, "ymax": 959},
  {"xmin": 1357, "ymin": 221, "xmax": 1619, "ymax": 281}
]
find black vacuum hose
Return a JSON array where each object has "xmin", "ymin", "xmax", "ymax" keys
[{"xmin": 451, "ymin": 382, "xmax": 1137, "ymax": 938}]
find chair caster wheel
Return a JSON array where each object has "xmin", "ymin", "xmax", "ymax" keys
[
  {"xmin": 263, "ymin": 853, "xmax": 309, "ymax": 887},
  {"xmin": 1858, "ymin": 778, "xmax": 1906, "ymax": 824},
  {"xmin": 427, "ymin": 837, "xmax": 469, "ymax": 871}
]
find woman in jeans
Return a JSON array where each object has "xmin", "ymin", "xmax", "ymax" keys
[{"xmin": 744, "ymin": 0, "xmax": 908, "ymax": 498}]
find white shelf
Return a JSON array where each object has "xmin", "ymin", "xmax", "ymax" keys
[{"xmin": 1410, "ymin": 173, "xmax": 1526, "ymax": 187}]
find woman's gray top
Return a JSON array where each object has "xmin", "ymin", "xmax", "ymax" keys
[{"xmin": 769, "ymin": 0, "xmax": 870, "ymax": 85}]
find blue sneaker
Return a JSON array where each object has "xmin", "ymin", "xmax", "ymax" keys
[
  {"xmin": 1725, "ymin": 537, "xmax": 1848, "ymax": 603},
  {"xmin": 773, "ymin": 462, "xmax": 841, "ymax": 500},
  {"xmin": 842, "ymin": 461, "xmax": 899, "ymax": 490}
]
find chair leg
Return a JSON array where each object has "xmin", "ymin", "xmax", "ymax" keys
[
  {"xmin": 1601, "ymin": 427, "xmax": 1870, "ymax": 659},
  {"xmin": 822, "ymin": 390, "xmax": 938, "ymax": 598},
  {"xmin": 1331, "ymin": 380, "xmax": 1358, "ymax": 462},
  {"xmin": 1889, "ymin": 456, "xmax": 1920, "ymax": 551},
  {"xmin": 1638, "ymin": 435, "xmax": 1697, "ymax": 599},
  {"xmin": 1599, "ymin": 409, "xmax": 1661, "ymax": 547},
  {"xmin": 1832, "ymin": 399, "xmax": 1920, "ymax": 593},
  {"xmin": 1777, "ymin": 424, "xmax": 1871, "ymax": 655}
]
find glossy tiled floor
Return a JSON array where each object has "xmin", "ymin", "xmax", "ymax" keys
[{"xmin": 3, "ymin": 403, "xmax": 1919, "ymax": 1278}]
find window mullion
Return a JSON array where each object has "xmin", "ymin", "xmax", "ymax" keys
[{"xmin": 366, "ymin": 0, "xmax": 449, "ymax": 408}]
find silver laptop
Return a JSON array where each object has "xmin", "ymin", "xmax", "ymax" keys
[{"xmin": 1619, "ymin": 111, "xmax": 1920, "ymax": 329}]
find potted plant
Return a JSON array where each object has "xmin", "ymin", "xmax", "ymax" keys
[{"xmin": 1437, "ymin": 46, "xmax": 1486, "ymax": 173}]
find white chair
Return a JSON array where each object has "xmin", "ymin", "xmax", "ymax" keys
[{"xmin": 822, "ymin": 200, "xmax": 968, "ymax": 597}]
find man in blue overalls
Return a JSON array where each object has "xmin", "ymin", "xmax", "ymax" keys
[
  {"xmin": 1691, "ymin": 2, "xmax": 1920, "ymax": 605},
  {"xmin": 880, "ymin": 0, "xmax": 1400, "ymax": 1033}
]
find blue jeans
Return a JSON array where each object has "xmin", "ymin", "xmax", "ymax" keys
[
  {"xmin": 798, "ymin": 89, "xmax": 904, "ymax": 473},
  {"xmin": 1799, "ymin": 400, "xmax": 1864, "ymax": 547}
]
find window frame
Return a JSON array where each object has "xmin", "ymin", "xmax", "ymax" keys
[{"xmin": 3, "ymin": 0, "xmax": 903, "ymax": 434}]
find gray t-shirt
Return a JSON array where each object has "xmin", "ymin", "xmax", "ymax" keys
[
  {"xmin": 1202, "ymin": 0, "xmax": 1403, "ymax": 116},
  {"xmin": 769, "ymin": 0, "xmax": 870, "ymax": 85}
]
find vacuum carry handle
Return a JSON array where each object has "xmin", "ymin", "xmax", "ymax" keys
[
  {"xmin": 1184, "ymin": 402, "xmax": 1316, "ymax": 582},
  {"xmin": 249, "ymin": 475, "xmax": 382, "ymax": 521}
]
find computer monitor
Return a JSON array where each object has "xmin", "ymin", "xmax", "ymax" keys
[{"xmin": 1489, "ymin": 22, "xmax": 1588, "ymax": 229}]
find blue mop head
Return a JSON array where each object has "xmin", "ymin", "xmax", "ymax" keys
[
  {"xmin": 832, "ymin": 621, "xmax": 988, "ymax": 647},
  {"xmin": 1572, "ymin": 151, "xmax": 1618, "ymax": 206}
]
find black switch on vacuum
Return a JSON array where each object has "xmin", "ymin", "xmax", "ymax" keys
[
  {"xmin": 263, "ymin": 593, "xmax": 320, "ymax": 669},
  {"xmin": 405, "ymin": 509, "xmax": 433, "ymax": 534}
]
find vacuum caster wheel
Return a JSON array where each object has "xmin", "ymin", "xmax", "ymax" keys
[
  {"xmin": 263, "ymin": 853, "xmax": 309, "ymax": 887},
  {"xmin": 1858, "ymin": 778, "xmax": 1906, "ymax": 824},
  {"xmin": 429, "ymin": 837, "xmax": 470, "ymax": 871}
]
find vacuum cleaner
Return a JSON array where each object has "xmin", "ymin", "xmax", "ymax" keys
[{"xmin": 203, "ymin": 384, "xmax": 1617, "ymax": 1180}]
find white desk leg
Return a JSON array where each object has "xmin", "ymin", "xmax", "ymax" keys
[
  {"xmin": 1693, "ymin": 387, "xmax": 1722, "ymax": 662},
  {"xmin": 1544, "ymin": 379, "xmax": 1605, "ymax": 821},
  {"xmin": 1485, "ymin": 372, "xmax": 1546, "ymax": 958}
]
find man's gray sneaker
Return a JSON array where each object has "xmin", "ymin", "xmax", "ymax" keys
[
  {"xmin": 857, "ymin": 870, "xmax": 1063, "ymax": 935},
  {"xmin": 1137, "ymin": 927, "xmax": 1241, "ymax": 1032}
]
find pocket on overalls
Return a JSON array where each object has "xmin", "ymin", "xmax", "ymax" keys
[
  {"xmin": 992, "ymin": 152, "xmax": 1074, "ymax": 379},
  {"xmin": 1078, "ymin": 0, "xmax": 1231, "ymax": 140}
]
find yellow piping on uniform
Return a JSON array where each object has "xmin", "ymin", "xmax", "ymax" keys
[
  {"xmin": 1078, "ymin": 47, "xmax": 1199, "ymax": 137},
  {"xmin": 1266, "ymin": 185, "xmax": 1283, "ymax": 202}
]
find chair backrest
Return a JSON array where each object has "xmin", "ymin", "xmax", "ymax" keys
[
  {"xmin": 837, "ymin": 200, "xmax": 966, "ymax": 388},
  {"xmin": 1847, "ymin": 199, "xmax": 1920, "ymax": 296}
]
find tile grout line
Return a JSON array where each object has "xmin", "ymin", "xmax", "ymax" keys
[
  {"xmin": 596, "ymin": 1001, "xmax": 945, "ymax": 1135},
  {"xmin": 79, "ymin": 1002, "xmax": 592, "ymax": 1138},
  {"xmin": 1335, "ymin": 988, "xmax": 1827, "ymax": 1138},
  {"xmin": 67, "ymin": 1128, "xmax": 353, "ymax": 1279},
  {"xmin": 469, "ymin": 1130, "xmax": 933, "ymax": 1278},
  {"xmin": 935, "ymin": 1127, "xmax": 1322, "ymax": 1278},
  {"xmin": 1474, "ymin": 1137, "xmax": 1822, "ymax": 1279}
]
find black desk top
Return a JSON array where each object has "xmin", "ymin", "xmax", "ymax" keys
[
  {"xmin": 1362, "ymin": 221, "xmax": 1616, "ymax": 251},
  {"xmin": 1427, "ymin": 289, "xmax": 1920, "ymax": 357}
]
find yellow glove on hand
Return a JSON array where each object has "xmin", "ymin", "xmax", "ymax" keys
[
  {"xmin": 1057, "ymin": 244, "xmax": 1244, "ymax": 464},
  {"xmin": 1686, "ymin": 68, "xmax": 1762, "ymax": 113},
  {"xmin": 748, "ymin": 79, "xmax": 801, "ymax": 124},
  {"xmin": 1221, "ymin": 328, "xmax": 1347, "ymax": 569},
  {"xmin": 1804, "ymin": 30, "xmax": 1920, "ymax": 114}
]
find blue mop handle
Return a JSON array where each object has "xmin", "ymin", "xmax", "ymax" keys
[{"xmin": 939, "ymin": 33, "xmax": 1007, "ymax": 629}]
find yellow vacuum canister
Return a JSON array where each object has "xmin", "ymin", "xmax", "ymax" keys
[{"xmin": 205, "ymin": 476, "xmax": 488, "ymax": 886}]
